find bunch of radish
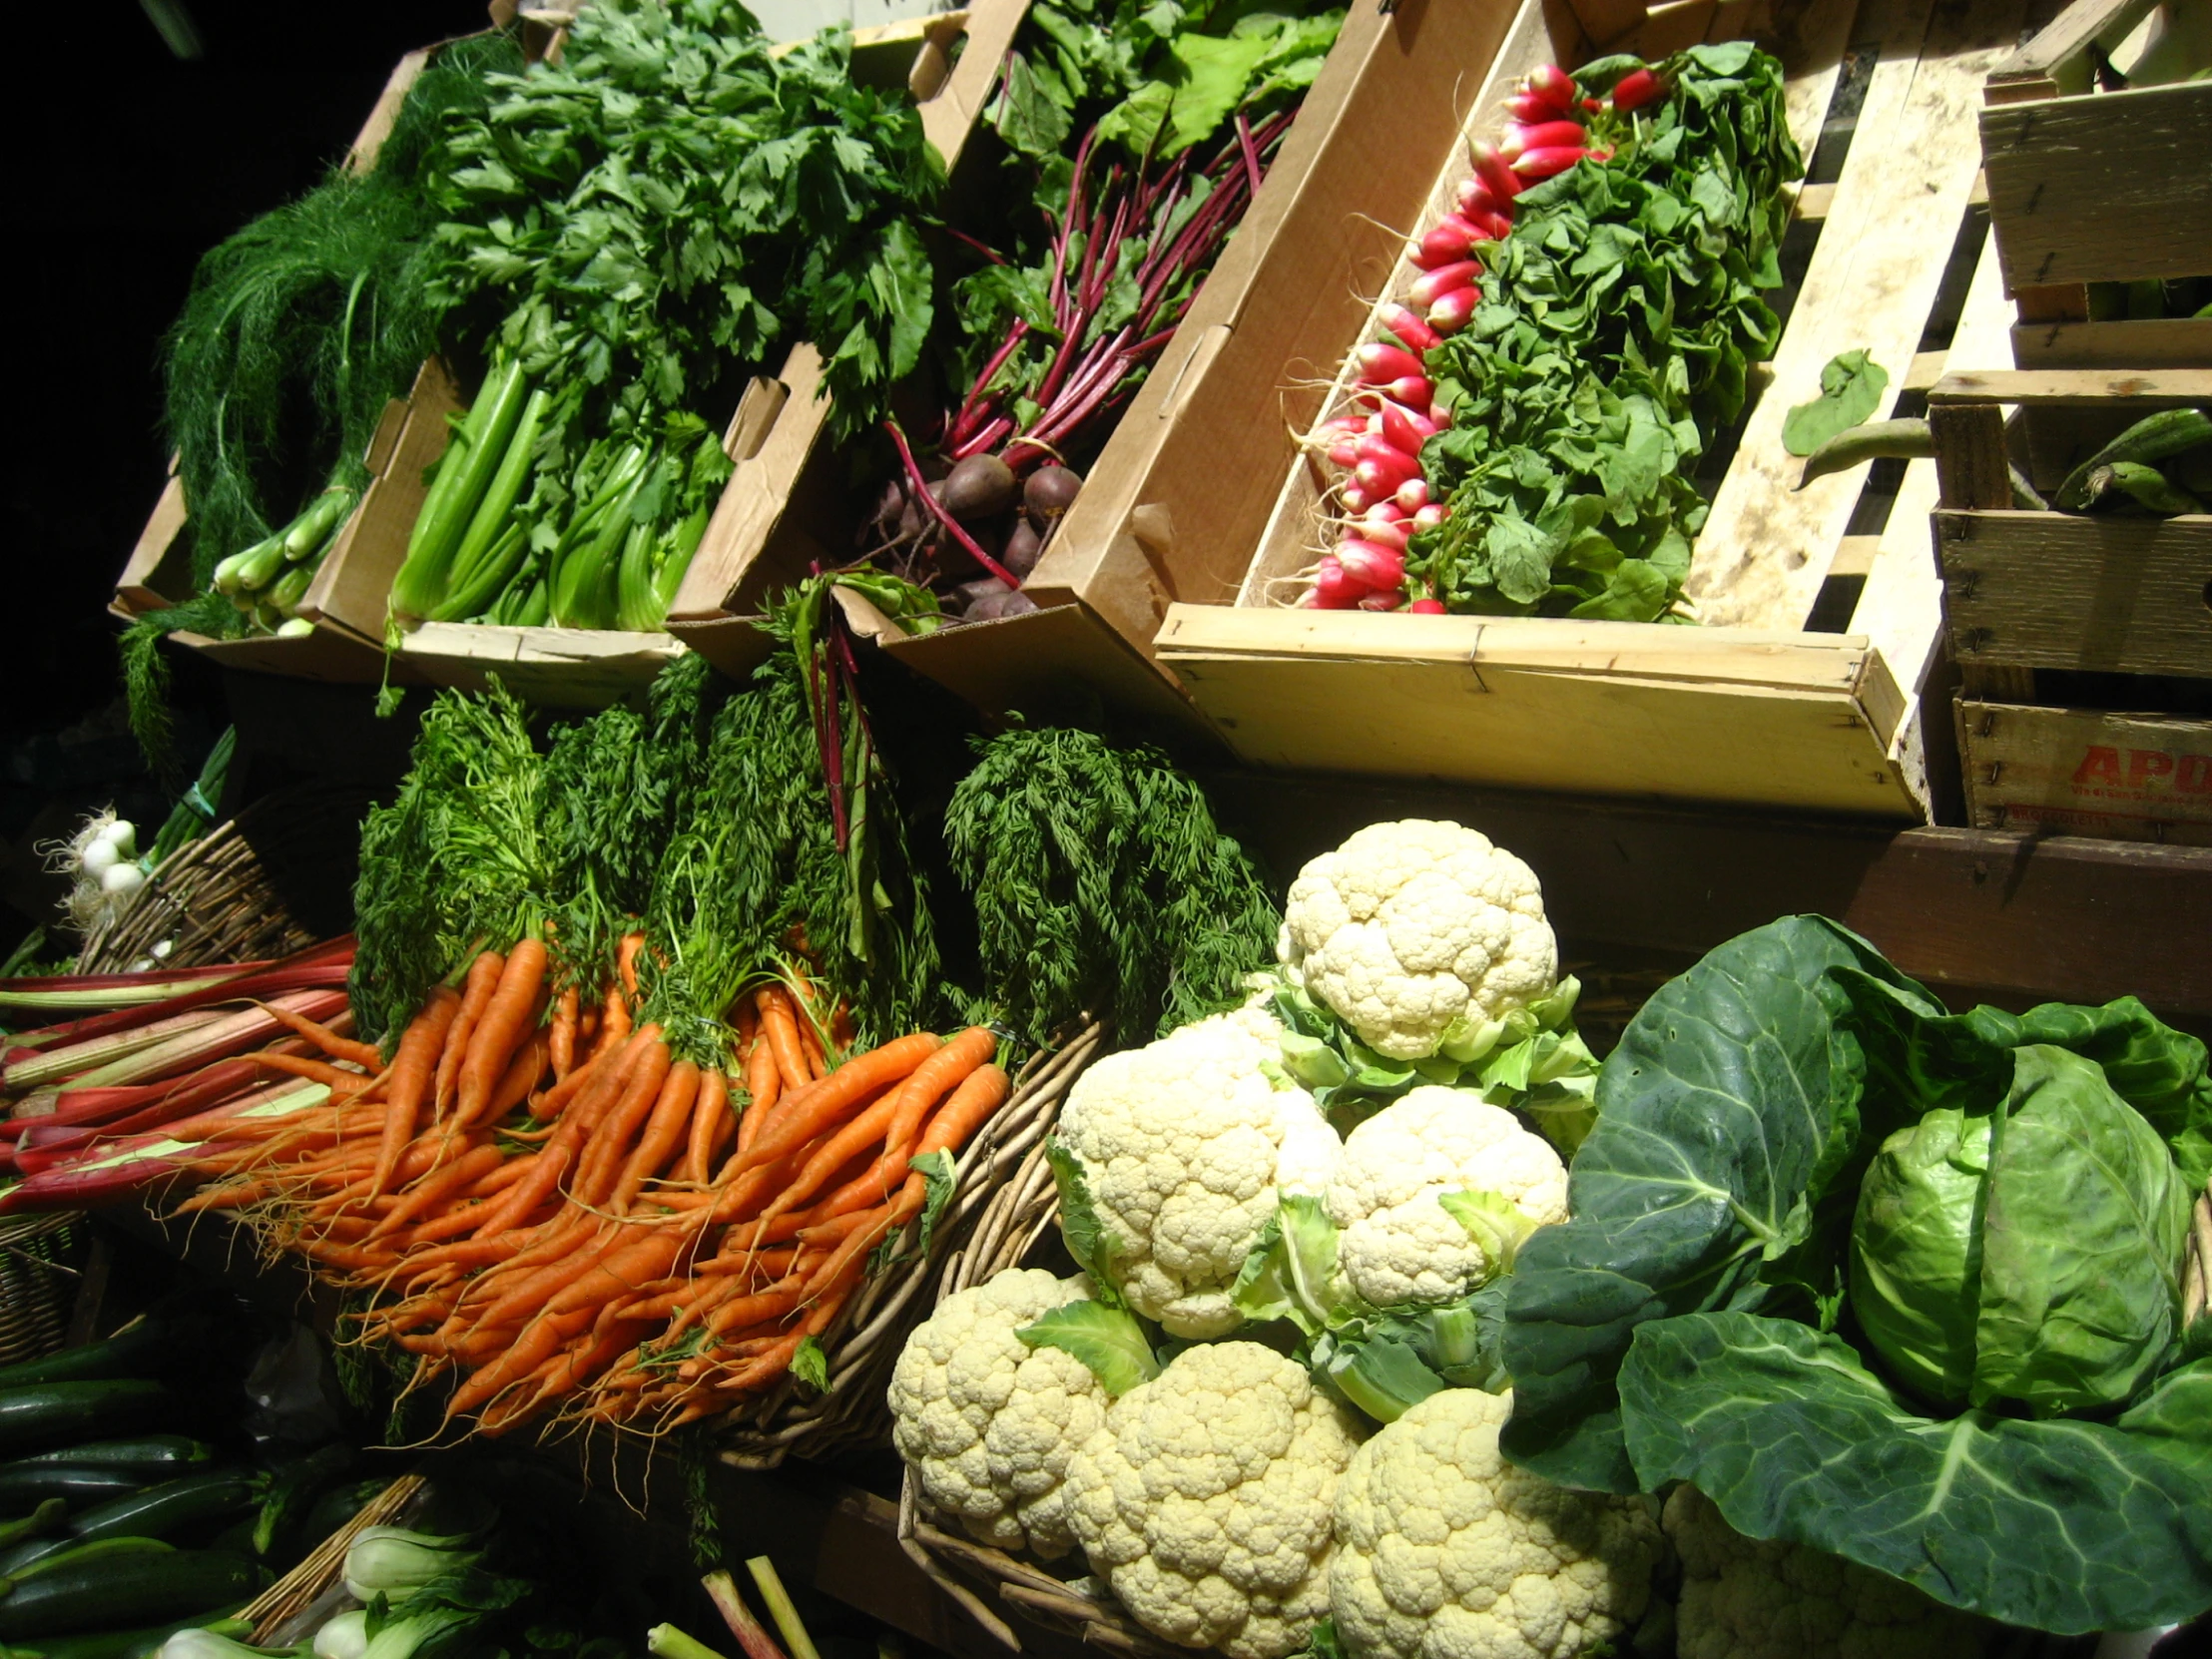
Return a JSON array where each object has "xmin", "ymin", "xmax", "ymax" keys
[{"xmin": 1301, "ymin": 61, "xmax": 1662, "ymax": 613}]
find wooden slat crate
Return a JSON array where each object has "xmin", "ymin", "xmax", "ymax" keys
[
  {"xmin": 115, "ymin": 5, "xmax": 997, "ymax": 707},
  {"xmin": 1981, "ymin": 0, "xmax": 2212, "ymax": 369},
  {"xmin": 1158, "ymin": 0, "xmax": 2032, "ymax": 819},
  {"xmin": 1929, "ymin": 365, "xmax": 2212, "ymax": 844},
  {"xmin": 666, "ymin": 0, "xmax": 1484, "ymax": 727}
]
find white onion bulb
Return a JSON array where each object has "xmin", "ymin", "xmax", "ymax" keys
[
  {"xmin": 80, "ymin": 839, "xmax": 120, "ymax": 876},
  {"xmin": 101, "ymin": 819, "xmax": 138, "ymax": 856},
  {"xmin": 101, "ymin": 862, "xmax": 146, "ymax": 897}
]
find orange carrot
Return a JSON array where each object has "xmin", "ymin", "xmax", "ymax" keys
[
  {"xmin": 456, "ymin": 937, "xmax": 548, "ymax": 1127},
  {"xmin": 613, "ymin": 1059, "xmax": 700, "ymax": 1211},
  {"xmin": 617, "ymin": 931, "xmax": 645, "ymax": 1000},
  {"xmin": 478, "ymin": 1029, "xmax": 548, "ymax": 1129},
  {"xmin": 257, "ymin": 1002, "xmax": 380, "ymax": 1070},
  {"xmin": 436, "ymin": 951, "xmax": 506, "ymax": 1119},
  {"xmin": 549, "ymin": 985, "xmax": 581, "ymax": 1079},
  {"xmin": 796, "ymin": 1003, "xmax": 828, "ymax": 1079},
  {"xmin": 884, "ymin": 1026, "xmax": 994, "ymax": 1163},
  {"xmin": 757, "ymin": 988, "xmax": 810, "ymax": 1091},
  {"xmin": 911, "ymin": 1062, "xmax": 1010, "ymax": 1165},
  {"xmin": 466, "ymin": 1030, "xmax": 646, "ymax": 1238},
  {"xmin": 594, "ymin": 979, "xmax": 632, "ymax": 1058},
  {"xmin": 369, "ymin": 987, "xmax": 460, "ymax": 1200},
  {"xmin": 370, "ymin": 1142, "xmax": 504, "ymax": 1239},
  {"xmin": 679, "ymin": 1067, "xmax": 732, "ymax": 1186},
  {"xmin": 531, "ymin": 1035, "xmax": 621, "ymax": 1119},
  {"xmin": 572, "ymin": 1038, "xmax": 673, "ymax": 1209},
  {"xmin": 246, "ymin": 1052, "xmax": 375, "ymax": 1089},
  {"xmin": 727, "ymin": 1032, "xmax": 937, "ymax": 1182},
  {"xmin": 445, "ymin": 1309, "xmax": 594, "ymax": 1422},
  {"xmin": 735, "ymin": 1081, "xmax": 905, "ymax": 1245},
  {"xmin": 737, "ymin": 1034, "xmax": 780, "ymax": 1155}
]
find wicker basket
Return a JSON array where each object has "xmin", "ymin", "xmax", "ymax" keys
[
  {"xmin": 714, "ymin": 1020, "xmax": 1107, "ymax": 1470},
  {"xmin": 240, "ymin": 1472, "xmax": 430, "ymax": 1646},
  {"xmin": 77, "ymin": 785, "xmax": 368, "ymax": 974},
  {"xmin": 0, "ymin": 1214, "xmax": 82, "ymax": 1371}
]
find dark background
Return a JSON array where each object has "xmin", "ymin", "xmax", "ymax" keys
[{"xmin": 1, "ymin": 0, "xmax": 471, "ymax": 943}]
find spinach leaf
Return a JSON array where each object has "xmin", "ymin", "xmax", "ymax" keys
[
  {"xmin": 1781, "ymin": 349, "xmax": 1889, "ymax": 456},
  {"xmin": 1619, "ymin": 1315, "xmax": 2212, "ymax": 1633}
]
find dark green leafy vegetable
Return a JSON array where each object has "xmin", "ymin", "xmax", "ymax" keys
[
  {"xmin": 944, "ymin": 724, "xmax": 1278, "ymax": 1046},
  {"xmin": 1411, "ymin": 43, "xmax": 1802, "ymax": 620},
  {"xmin": 1780, "ymin": 349, "xmax": 1889, "ymax": 456},
  {"xmin": 1499, "ymin": 913, "xmax": 2212, "ymax": 1634}
]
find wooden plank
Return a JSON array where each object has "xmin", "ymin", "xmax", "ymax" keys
[
  {"xmin": 2010, "ymin": 317, "xmax": 2212, "ymax": 368},
  {"xmin": 399, "ymin": 622, "xmax": 683, "ymax": 708},
  {"xmin": 1160, "ymin": 607, "xmax": 1917, "ymax": 817},
  {"xmin": 1982, "ymin": 80, "xmax": 2212, "ymax": 288},
  {"xmin": 114, "ymin": 473, "xmax": 191, "ymax": 614},
  {"xmin": 1929, "ymin": 367, "xmax": 2212, "ymax": 404},
  {"xmin": 1562, "ymin": 0, "xmax": 1649, "ymax": 46},
  {"xmin": 1960, "ymin": 699, "xmax": 2212, "ymax": 843},
  {"xmin": 1986, "ymin": 0, "xmax": 2157, "ymax": 88},
  {"xmin": 1684, "ymin": 0, "xmax": 2031, "ymax": 631},
  {"xmin": 1936, "ymin": 509, "xmax": 2212, "ymax": 677}
]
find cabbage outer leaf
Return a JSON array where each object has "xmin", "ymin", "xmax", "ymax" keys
[{"xmin": 1619, "ymin": 1312, "xmax": 2212, "ymax": 1634}]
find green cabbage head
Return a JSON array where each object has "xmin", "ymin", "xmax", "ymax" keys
[{"xmin": 1851, "ymin": 1044, "xmax": 2191, "ymax": 1416}]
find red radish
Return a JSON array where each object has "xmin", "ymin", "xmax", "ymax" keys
[
  {"xmin": 1428, "ymin": 400, "xmax": 1450, "ymax": 426},
  {"xmin": 1506, "ymin": 92, "xmax": 1570, "ymax": 123},
  {"xmin": 1341, "ymin": 482, "xmax": 1373, "ymax": 513},
  {"xmin": 1356, "ymin": 342, "xmax": 1423, "ymax": 384},
  {"xmin": 1610, "ymin": 67, "xmax": 1664, "ymax": 112},
  {"xmin": 1364, "ymin": 499, "xmax": 1409, "ymax": 523},
  {"xmin": 1470, "ymin": 141, "xmax": 1523, "ymax": 202},
  {"xmin": 1582, "ymin": 96, "xmax": 1603, "ymax": 113},
  {"xmin": 1380, "ymin": 303, "xmax": 1441, "ymax": 353},
  {"xmin": 1356, "ymin": 374, "xmax": 1433, "ymax": 411},
  {"xmin": 1356, "ymin": 456, "xmax": 1416, "ymax": 498},
  {"xmin": 1317, "ymin": 414, "xmax": 1366, "ymax": 442},
  {"xmin": 1429, "ymin": 286, "xmax": 1479, "ymax": 334},
  {"xmin": 1455, "ymin": 178, "xmax": 1501, "ymax": 221},
  {"xmin": 1413, "ymin": 503, "xmax": 1448, "ymax": 531},
  {"xmin": 1313, "ymin": 556, "xmax": 1363, "ymax": 609},
  {"xmin": 1418, "ymin": 222, "xmax": 1475, "ymax": 267},
  {"xmin": 1395, "ymin": 477, "xmax": 1430, "ymax": 513},
  {"xmin": 1359, "ymin": 589, "xmax": 1406, "ymax": 612},
  {"xmin": 1329, "ymin": 439, "xmax": 1359, "ymax": 467},
  {"xmin": 1380, "ymin": 402, "xmax": 1432, "ymax": 453},
  {"xmin": 1356, "ymin": 518, "xmax": 1408, "ymax": 553},
  {"xmin": 1409, "ymin": 597, "xmax": 1447, "ymax": 614},
  {"xmin": 1513, "ymin": 145, "xmax": 1591, "ymax": 179},
  {"xmin": 1523, "ymin": 65, "xmax": 1577, "ymax": 115},
  {"xmin": 1410, "ymin": 262, "xmax": 1479, "ymax": 309},
  {"xmin": 1502, "ymin": 119, "xmax": 1588, "ymax": 159},
  {"xmin": 1338, "ymin": 538, "xmax": 1405, "ymax": 589},
  {"xmin": 1356, "ymin": 431, "xmax": 1417, "ymax": 470}
]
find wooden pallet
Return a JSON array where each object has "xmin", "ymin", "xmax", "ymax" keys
[
  {"xmin": 1981, "ymin": 0, "xmax": 2212, "ymax": 369},
  {"xmin": 1160, "ymin": 0, "xmax": 2031, "ymax": 818},
  {"xmin": 1928, "ymin": 365, "xmax": 2212, "ymax": 844}
]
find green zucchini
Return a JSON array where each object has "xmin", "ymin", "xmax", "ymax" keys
[
  {"xmin": 3, "ymin": 1535, "xmax": 173, "ymax": 1585},
  {"xmin": 0, "ymin": 1321, "xmax": 184, "ymax": 1394},
  {"xmin": 0, "ymin": 1468, "xmax": 142, "ymax": 1515},
  {"xmin": 2088, "ymin": 460, "xmax": 2204, "ymax": 516},
  {"xmin": 0, "ymin": 1385, "xmax": 173, "ymax": 1459},
  {"xmin": 251, "ymin": 1442, "xmax": 352, "ymax": 1561},
  {"xmin": 5, "ymin": 1610, "xmax": 253, "ymax": 1659},
  {"xmin": 0, "ymin": 1504, "xmax": 64, "ymax": 1554},
  {"xmin": 10, "ymin": 1439, "xmax": 211, "ymax": 1476},
  {"xmin": 0, "ymin": 1550, "xmax": 261, "ymax": 1641},
  {"xmin": 61, "ymin": 1470, "xmax": 262, "ymax": 1546}
]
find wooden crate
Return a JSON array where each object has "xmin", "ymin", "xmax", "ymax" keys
[
  {"xmin": 117, "ymin": 6, "xmax": 993, "ymax": 706},
  {"xmin": 1928, "ymin": 365, "xmax": 2212, "ymax": 844},
  {"xmin": 668, "ymin": 0, "xmax": 1474, "ymax": 726},
  {"xmin": 1157, "ymin": 0, "xmax": 2036, "ymax": 819},
  {"xmin": 1981, "ymin": 0, "xmax": 2212, "ymax": 370}
]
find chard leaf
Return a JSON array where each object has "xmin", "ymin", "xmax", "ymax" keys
[
  {"xmin": 996, "ymin": 53, "xmax": 1073, "ymax": 158},
  {"xmin": 1017, "ymin": 1300, "xmax": 1159, "ymax": 1395},
  {"xmin": 1619, "ymin": 1314, "xmax": 2212, "ymax": 1634},
  {"xmin": 1781, "ymin": 349, "xmax": 1889, "ymax": 456}
]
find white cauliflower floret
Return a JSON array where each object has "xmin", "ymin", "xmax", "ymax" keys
[
  {"xmin": 1329, "ymin": 1088, "xmax": 1568, "ymax": 1308},
  {"xmin": 1067, "ymin": 1341, "xmax": 1364, "ymax": 1659},
  {"xmin": 888, "ymin": 1269, "xmax": 1105, "ymax": 1559},
  {"xmin": 1057, "ymin": 1007, "xmax": 1341, "ymax": 1338},
  {"xmin": 1664, "ymin": 1486, "xmax": 1988, "ymax": 1659},
  {"xmin": 1279, "ymin": 821, "xmax": 1556, "ymax": 1062},
  {"xmin": 1331, "ymin": 1387, "xmax": 1660, "ymax": 1659}
]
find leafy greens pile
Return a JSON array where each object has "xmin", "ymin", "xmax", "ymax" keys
[
  {"xmin": 1498, "ymin": 915, "xmax": 2212, "ymax": 1634},
  {"xmin": 1409, "ymin": 44, "xmax": 1802, "ymax": 621}
]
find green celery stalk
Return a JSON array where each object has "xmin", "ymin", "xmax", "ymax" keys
[
  {"xmin": 514, "ymin": 575, "xmax": 551, "ymax": 627},
  {"xmin": 443, "ymin": 384, "xmax": 550, "ymax": 595},
  {"xmin": 433, "ymin": 519, "xmax": 529, "ymax": 621},
  {"xmin": 554, "ymin": 458, "xmax": 648, "ymax": 628},
  {"xmin": 390, "ymin": 358, "xmax": 528, "ymax": 618},
  {"xmin": 650, "ymin": 503, "xmax": 713, "ymax": 623},
  {"xmin": 615, "ymin": 518, "xmax": 661, "ymax": 632}
]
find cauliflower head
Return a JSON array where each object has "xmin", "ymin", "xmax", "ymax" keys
[
  {"xmin": 1664, "ymin": 1486, "xmax": 1988, "ymax": 1659},
  {"xmin": 1056, "ymin": 1007, "xmax": 1341, "ymax": 1338},
  {"xmin": 888, "ymin": 1269, "xmax": 1105, "ymax": 1559},
  {"xmin": 1331, "ymin": 1387, "xmax": 1660, "ymax": 1659},
  {"xmin": 1279, "ymin": 821, "xmax": 1556, "ymax": 1062},
  {"xmin": 1067, "ymin": 1341, "xmax": 1364, "ymax": 1659},
  {"xmin": 1328, "ymin": 1088, "xmax": 1567, "ymax": 1308}
]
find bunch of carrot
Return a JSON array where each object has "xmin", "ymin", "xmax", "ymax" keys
[{"xmin": 118, "ymin": 933, "xmax": 1014, "ymax": 1438}]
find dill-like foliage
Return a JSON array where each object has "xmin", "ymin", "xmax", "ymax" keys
[
  {"xmin": 160, "ymin": 33, "xmax": 523, "ymax": 582},
  {"xmin": 944, "ymin": 725, "xmax": 1281, "ymax": 1046}
]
